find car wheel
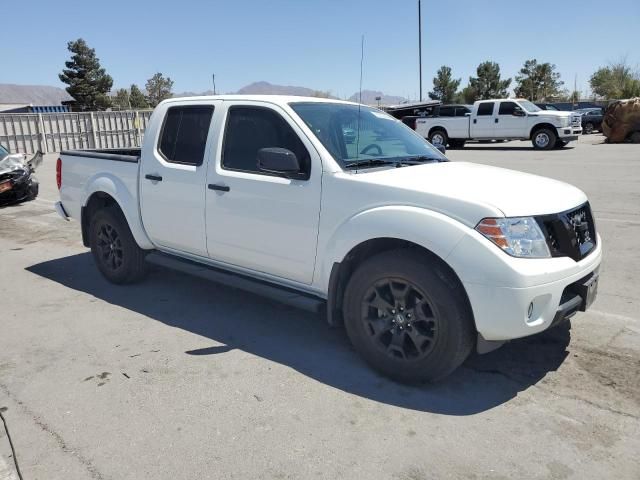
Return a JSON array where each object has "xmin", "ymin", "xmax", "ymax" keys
[
  {"xmin": 584, "ymin": 122, "xmax": 594, "ymax": 134},
  {"xmin": 343, "ymin": 249, "xmax": 475, "ymax": 383},
  {"xmin": 90, "ymin": 206, "xmax": 147, "ymax": 284},
  {"xmin": 532, "ymin": 128, "xmax": 556, "ymax": 150},
  {"xmin": 429, "ymin": 129, "xmax": 448, "ymax": 148}
]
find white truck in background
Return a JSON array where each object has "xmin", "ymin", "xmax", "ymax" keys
[
  {"xmin": 415, "ymin": 99, "xmax": 582, "ymax": 150},
  {"xmin": 55, "ymin": 95, "xmax": 601, "ymax": 383}
]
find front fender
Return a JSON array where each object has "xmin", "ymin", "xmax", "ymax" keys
[
  {"xmin": 83, "ymin": 173, "xmax": 154, "ymax": 249},
  {"xmin": 317, "ymin": 206, "xmax": 471, "ymax": 289}
]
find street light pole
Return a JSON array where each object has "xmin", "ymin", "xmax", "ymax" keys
[{"xmin": 418, "ymin": 0, "xmax": 423, "ymax": 102}]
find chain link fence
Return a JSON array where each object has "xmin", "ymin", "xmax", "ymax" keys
[{"xmin": 0, "ymin": 110, "xmax": 153, "ymax": 154}]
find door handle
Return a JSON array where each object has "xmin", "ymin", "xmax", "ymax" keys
[
  {"xmin": 495, "ymin": 118, "xmax": 499, "ymax": 123},
  {"xmin": 145, "ymin": 174, "xmax": 163, "ymax": 182},
  {"xmin": 473, "ymin": 119, "xmax": 477, "ymax": 124},
  {"xmin": 208, "ymin": 184, "xmax": 230, "ymax": 192}
]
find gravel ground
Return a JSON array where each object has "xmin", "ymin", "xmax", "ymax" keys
[{"xmin": 0, "ymin": 134, "xmax": 638, "ymax": 479}]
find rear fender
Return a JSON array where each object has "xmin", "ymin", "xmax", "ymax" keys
[{"xmin": 83, "ymin": 173, "xmax": 153, "ymax": 249}]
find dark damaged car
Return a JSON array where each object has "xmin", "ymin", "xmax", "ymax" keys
[{"xmin": 0, "ymin": 144, "xmax": 42, "ymax": 206}]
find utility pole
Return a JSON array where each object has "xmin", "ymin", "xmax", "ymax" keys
[
  {"xmin": 418, "ymin": 0, "xmax": 423, "ymax": 101},
  {"xmin": 212, "ymin": 74, "xmax": 217, "ymax": 95}
]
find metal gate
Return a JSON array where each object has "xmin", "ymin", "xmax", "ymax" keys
[{"xmin": 0, "ymin": 110, "xmax": 153, "ymax": 154}]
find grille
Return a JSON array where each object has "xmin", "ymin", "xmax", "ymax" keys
[
  {"xmin": 571, "ymin": 115, "xmax": 581, "ymax": 127},
  {"xmin": 536, "ymin": 202, "xmax": 596, "ymax": 261}
]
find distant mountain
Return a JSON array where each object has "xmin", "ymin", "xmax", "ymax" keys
[
  {"xmin": 347, "ymin": 90, "xmax": 406, "ymax": 106},
  {"xmin": 236, "ymin": 81, "xmax": 334, "ymax": 97},
  {"xmin": 172, "ymin": 89, "xmax": 217, "ymax": 98},
  {"xmin": 172, "ymin": 82, "xmax": 407, "ymax": 106}
]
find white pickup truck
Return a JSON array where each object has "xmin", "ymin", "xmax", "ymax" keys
[
  {"xmin": 55, "ymin": 95, "xmax": 601, "ymax": 383},
  {"xmin": 415, "ymin": 99, "xmax": 583, "ymax": 149}
]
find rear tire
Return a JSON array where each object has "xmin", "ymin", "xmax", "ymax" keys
[
  {"xmin": 584, "ymin": 122, "xmax": 594, "ymax": 134},
  {"xmin": 343, "ymin": 249, "xmax": 474, "ymax": 383},
  {"xmin": 532, "ymin": 127, "xmax": 557, "ymax": 150},
  {"xmin": 428, "ymin": 129, "xmax": 448, "ymax": 148},
  {"xmin": 89, "ymin": 206, "xmax": 147, "ymax": 284}
]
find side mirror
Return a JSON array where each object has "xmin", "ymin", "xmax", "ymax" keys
[
  {"xmin": 435, "ymin": 144, "xmax": 446, "ymax": 155},
  {"xmin": 513, "ymin": 109, "xmax": 526, "ymax": 117},
  {"xmin": 257, "ymin": 147, "xmax": 302, "ymax": 178}
]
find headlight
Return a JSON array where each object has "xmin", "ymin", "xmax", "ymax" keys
[
  {"xmin": 476, "ymin": 217, "xmax": 550, "ymax": 258},
  {"xmin": 562, "ymin": 117, "xmax": 571, "ymax": 127}
]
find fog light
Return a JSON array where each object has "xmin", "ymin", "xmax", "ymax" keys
[{"xmin": 527, "ymin": 302, "xmax": 534, "ymax": 319}]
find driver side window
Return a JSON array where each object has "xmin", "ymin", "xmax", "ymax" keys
[{"xmin": 222, "ymin": 106, "xmax": 310, "ymax": 176}]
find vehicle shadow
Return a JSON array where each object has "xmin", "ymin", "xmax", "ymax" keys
[{"xmin": 26, "ymin": 252, "xmax": 571, "ymax": 416}]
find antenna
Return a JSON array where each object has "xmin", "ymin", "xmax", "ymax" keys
[{"xmin": 355, "ymin": 35, "xmax": 364, "ymax": 164}]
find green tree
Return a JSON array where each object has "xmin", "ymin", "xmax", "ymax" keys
[
  {"xmin": 468, "ymin": 61, "xmax": 511, "ymax": 100},
  {"xmin": 514, "ymin": 59, "xmax": 564, "ymax": 101},
  {"xmin": 129, "ymin": 84, "xmax": 149, "ymax": 108},
  {"xmin": 428, "ymin": 66, "xmax": 461, "ymax": 103},
  {"xmin": 59, "ymin": 38, "xmax": 113, "ymax": 110},
  {"xmin": 590, "ymin": 60, "xmax": 640, "ymax": 99},
  {"xmin": 145, "ymin": 73, "xmax": 174, "ymax": 107},
  {"xmin": 112, "ymin": 88, "xmax": 130, "ymax": 110},
  {"xmin": 455, "ymin": 85, "xmax": 478, "ymax": 104}
]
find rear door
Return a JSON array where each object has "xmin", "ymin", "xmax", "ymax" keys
[
  {"xmin": 470, "ymin": 101, "xmax": 496, "ymax": 138},
  {"xmin": 140, "ymin": 102, "xmax": 219, "ymax": 256},
  {"xmin": 496, "ymin": 101, "xmax": 528, "ymax": 138},
  {"xmin": 204, "ymin": 101, "xmax": 322, "ymax": 284}
]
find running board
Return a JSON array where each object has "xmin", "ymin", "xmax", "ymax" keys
[{"xmin": 145, "ymin": 252, "xmax": 325, "ymax": 314}]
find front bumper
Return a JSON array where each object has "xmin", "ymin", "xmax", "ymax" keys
[
  {"xmin": 448, "ymin": 232, "xmax": 602, "ymax": 342},
  {"xmin": 556, "ymin": 127, "xmax": 581, "ymax": 140}
]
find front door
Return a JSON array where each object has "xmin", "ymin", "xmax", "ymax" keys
[
  {"xmin": 496, "ymin": 101, "xmax": 528, "ymax": 138},
  {"xmin": 205, "ymin": 102, "xmax": 322, "ymax": 284},
  {"xmin": 140, "ymin": 102, "xmax": 218, "ymax": 256}
]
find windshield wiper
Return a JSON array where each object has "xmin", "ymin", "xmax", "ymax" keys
[{"xmin": 343, "ymin": 158, "xmax": 403, "ymax": 169}]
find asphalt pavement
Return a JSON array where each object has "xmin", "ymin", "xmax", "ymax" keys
[{"xmin": 0, "ymin": 135, "xmax": 638, "ymax": 479}]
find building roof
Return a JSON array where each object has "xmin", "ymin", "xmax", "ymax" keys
[{"xmin": 0, "ymin": 84, "xmax": 73, "ymax": 105}]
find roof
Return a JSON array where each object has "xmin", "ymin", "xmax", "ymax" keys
[
  {"xmin": 0, "ymin": 84, "xmax": 73, "ymax": 105},
  {"xmin": 162, "ymin": 94, "xmax": 359, "ymax": 107}
]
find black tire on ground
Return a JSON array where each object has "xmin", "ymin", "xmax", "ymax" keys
[
  {"xmin": 89, "ymin": 206, "xmax": 147, "ymax": 284},
  {"xmin": 554, "ymin": 139, "xmax": 568, "ymax": 148},
  {"xmin": 428, "ymin": 129, "xmax": 448, "ymax": 148},
  {"xmin": 449, "ymin": 139, "xmax": 466, "ymax": 149},
  {"xmin": 584, "ymin": 122, "xmax": 594, "ymax": 134},
  {"xmin": 342, "ymin": 249, "xmax": 475, "ymax": 383},
  {"xmin": 531, "ymin": 127, "xmax": 557, "ymax": 150}
]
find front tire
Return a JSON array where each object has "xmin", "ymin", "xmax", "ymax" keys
[
  {"xmin": 532, "ymin": 127, "xmax": 557, "ymax": 150},
  {"xmin": 90, "ymin": 206, "xmax": 147, "ymax": 284},
  {"xmin": 343, "ymin": 249, "xmax": 474, "ymax": 383},
  {"xmin": 584, "ymin": 122, "xmax": 594, "ymax": 134},
  {"xmin": 428, "ymin": 129, "xmax": 448, "ymax": 148}
]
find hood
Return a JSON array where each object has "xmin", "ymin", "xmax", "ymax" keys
[{"xmin": 349, "ymin": 161, "xmax": 587, "ymax": 224}]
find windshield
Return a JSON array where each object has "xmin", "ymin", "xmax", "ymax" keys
[
  {"xmin": 289, "ymin": 102, "xmax": 446, "ymax": 168},
  {"xmin": 0, "ymin": 144, "xmax": 9, "ymax": 162},
  {"xmin": 519, "ymin": 101, "xmax": 542, "ymax": 112}
]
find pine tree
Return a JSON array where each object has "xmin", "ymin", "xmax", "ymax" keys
[
  {"xmin": 112, "ymin": 89, "xmax": 130, "ymax": 110},
  {"xmin": 468, "ymin": 61, "xmax": 511, "ymax": 100},
  {"xmin": 145, "ymin": 73, "xmax": 174, "ymax": 107},
  {"xmin": 59, "ymin": 38, "xmax": 113, "ymax": 110},
  {"xmin": 428, "ymin": 66, "xmax": 461, "ymax": 103},
  {"xmin": 129, "ymin": 84, "xmax": 149, "ymax": 109},
  {"xmin": 514, "ymin": 59, "xmax": 564, "ymax": 101}
]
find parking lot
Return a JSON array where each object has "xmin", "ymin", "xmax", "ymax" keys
[{"xmin": 1, "ymin": 134, "xmax": 638, "ymax": 479}]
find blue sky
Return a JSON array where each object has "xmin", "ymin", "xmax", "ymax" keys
[{"xmin": 3, "ymin": 0, "xmax": 639, "ymax": 99}]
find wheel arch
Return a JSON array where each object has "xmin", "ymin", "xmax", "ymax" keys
[
  {"xmin": 81, "ymin": 181, "xmax": 153, "ymax": 250},
  {"xmin": 428, "ymin": 126, "xmax": 448, "ymax": 139},
  {"xmin": 529, "ymin": 122, "xmax": 557, "ymax": 139}
]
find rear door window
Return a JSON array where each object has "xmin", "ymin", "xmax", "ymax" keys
[
  {"xmin": 477, "ymin": 102, "xmax": 495, "ymax": 116},
  {"xmin": 438, "ymin": 106, "xmax": 455, "ymax": 117},
  {"xmin": 158, "ymin": 106, "xmax": 214, "ymax": 166}
]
